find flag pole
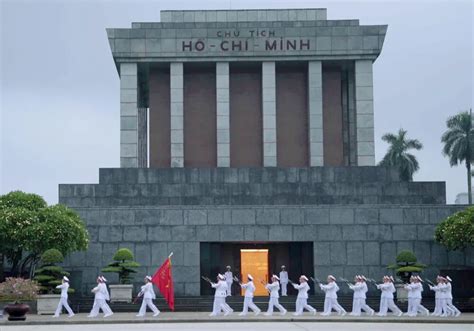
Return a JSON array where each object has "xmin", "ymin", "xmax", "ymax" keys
[{"xmin": 168, "ymin": 252, "xmax": 174, "ymax": 258}]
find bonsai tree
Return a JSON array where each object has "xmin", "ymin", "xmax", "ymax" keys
[
  {"xmin": 387, "ymin": 250, "xmax": 427, "ymax": 283},
  {"xmin": 435, "ymin": 207, "xmax": 474, "ymax": 251},
  {"xmin": 102, "ymin": 248, "xmax": 140, "ymax": 284},
  {"xmin": 0, "ymin": 191, "xmax": 89, "ymax": 279},
  {"xmin": 33, "ymin": 249, "xmax": 73, "ymax": 294}
]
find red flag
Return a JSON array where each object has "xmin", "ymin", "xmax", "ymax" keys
[{"xmin": 151, "ymin": 255, "xmax": 175, "ymax": 311}]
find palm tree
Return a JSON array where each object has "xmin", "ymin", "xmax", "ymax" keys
[
  {"xmin": 441, "ymin": 110, "xmax": 474, "ymax": 205},
  {"xmin": 379, "ymin": 129, "xmax": 423, "ymax": 181}
]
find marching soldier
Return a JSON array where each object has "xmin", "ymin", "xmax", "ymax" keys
[
  {"xmin": 53, "ymin": 276, "xmax": 75, "ymax": 318},
  {"xmin": 237, "ymin": 274, "xmax": 261, "ymax": 316},
  {"xmin": 376, "ymin": 276, "xmax": 402, "ymax": 317},
  {"xmin": 88, "ymin": 276, "xmax": 113, "ymax": 318},
  {"xmin": 279, "ymin": 265, "xmax": 288, "ymax": 296},
  {"xmin": 445, "ymin": 276, "xmax": 461, "ymax": 317},
  {"xmin": 291, "ymin": 275, "xmax": 316, "ymax": 316},
  {"xmin": 349, "ymin": 275, "xmax": 374, "ymax": 316},
  {"xmin": 430, "ymin": 276, "xmax": 452, "ymax": 317},
  {"xmin": 224, "ymin": 266, "xmax": 233, "ymax": 296},
  {"xmin": 136, "ymin": 276, "xmax": 160, "ymax": 317},
  {"xmin": 319, "ymin": 275, "xmax": 346, "ymax": 316},
  {"xmin": 263, "ymin": 275, "xmax": 287, "ymax": 316},
  {"xmin": 429, "ymin": 276, "xmax": 444, "ymax": 316},
  {"xmin": 209, "ymin": 274, "xmax": 233, "ymax": 317},
  {"xmin": 404, "ymin": 276, "xmax": 429, "ymax": 317}
]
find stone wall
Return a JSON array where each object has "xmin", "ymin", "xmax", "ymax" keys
[{"xmin": 63, "ymin": 204, "xmax": 472, "ymax": 297}]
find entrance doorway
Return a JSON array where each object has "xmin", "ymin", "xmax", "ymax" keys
[{"xmin": 240, "ymin": 249, "xmax": 268, "ymax": 296}]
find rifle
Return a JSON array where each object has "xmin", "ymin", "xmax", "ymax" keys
[
  {"xmin": 233, "ymin": 276, "xmax": 242, "ymax": 285},
  {"xmin": 201, "ymin": 276, "xmax": 213, "ymax": 284},
  {"xmin": 310, "ymin": 277, "xmax": 321, "ymax": 284},
  {"xmin": 338, "ymin": 277, "xmax": 353, "ymax": 286}
]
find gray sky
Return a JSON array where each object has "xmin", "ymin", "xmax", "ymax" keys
[{"xmin": 1, "ymin": 0, "xmax": 473, "ymax": 204}]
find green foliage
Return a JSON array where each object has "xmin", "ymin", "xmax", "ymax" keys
[
  {"xmin": 33, "ymin": 249, "xmax": 71, "ymax": 294},
  {"xmin": 0, "ymin": 278, "xmax": 39, "ymax": 303},
  {"xmin": 102, "ymin": 248, "xmax": 140, "ymax": 284},
  {"xmin": 435, "ymin": 207, "xmax": 474, "ymax": 251},
  {"xmin": 379, "ymin": 129, "xmax": 423, "ymax": 181},
  {"xmin": 0, "ymin": 191, "xmax": 89, "ymax": 277},
  {"xmin": 387, "ymin": 250, "xmax": 427, "ymax": 282},
  {"xmin": 441, "ymin": 110, "xmax": 474, "ymax": 204}
]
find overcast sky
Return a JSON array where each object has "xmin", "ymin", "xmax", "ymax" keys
[{"xmin": 1, "ymin": 0, "xmax": 473, "ymax": 204}]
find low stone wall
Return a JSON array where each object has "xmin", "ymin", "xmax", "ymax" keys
[{"xmin": 63, "ymin": 204, "xmax": 472, "ymax": 297}]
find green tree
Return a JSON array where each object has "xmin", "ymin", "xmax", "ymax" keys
[
  {"xmin": 102, "ymin": 248, "xmax": 140, "ymax": 284},
  {"xmin": 435, "ymin": 207, "xmax": 474, "ymax": 251},
  {"xmin": 0, "ymin": 191, "xmax": 89, "ymax": 279},
  {"xmin": 387, "ymin": 250, "xmax": 427, "ymax": 283},
  {"xmin": 441, "ymin": 110, "xmax": 474, "ymax": 204},
  {"xmin": 379, "ymin": 129, "xmax": 423, "ymax": 181}
]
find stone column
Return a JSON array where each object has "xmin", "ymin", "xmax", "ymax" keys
[
  {"xmin": 355, "ymin": 60, "xmax": 375, "ymax": 166},
  {"xmin": 262, "ymin": 62, "xmax": 277, "ymax": 167},
  {"xmin": 120, "ymin": 63, "xmax": 138, "ymax": 168},
  {"xmin": 308, "ymin": 61, "xmax": 324, "ymax": 166},
  {"xmin": 170, "ymin": 63, "xmax": 184, "ymax": 167},
  {"xmin": 137, "ymin": 107, "xmax": 148, "ymax": 167},
  {"xmin": 216, "ymin": 62, "xmax": 230, "ymax": 167}
]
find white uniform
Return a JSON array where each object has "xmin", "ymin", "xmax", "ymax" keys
[
  {"xmin": 445, "ymin": 282, "xmax": 461, "ymax": 316},
  {"xmin": 88, "ymin": 283, "xmax": 113, "ymax": 317},
  {"xmin": 319, "ymin": 281, "xmax": 346, "ymax": 315},
  {"xmin": 349, "ymin": 281, "xmax": 374, "ymax": 316},
  {"xmin": 239, "ymin": 281, "xmax": 261, "ymax": 315},
  {"xmin": 224, "ymin": 271, "xmax": 233, "ymax": 296},
  {"xmin": 264, "ymin": 281, "xmax": 287, "ymax": 315},
  {"xmin": 430, "ymin": 283, "xmax": 443, "ymax": 316},
  {"xmin": 210, "ymin": 280, "xmax": 233, "ymax": 316},
  {"xmin": 405, "ymin": 282, "xmax": 429, "ymax": 316},
  {"xmin": 376, "ymin": 282, "xmax": 402, "ymax": 316},
  {"xmin": 433, "ymin": 283, "xmax": 453, "ymax": 317},
  {"xmin": 53, "ymin": 282, "xmax": 74, "ymax": 317},
  {"xmin": 279, "ymin": 271, "xmax": 288, "ymax": 296},
  {"xmin": 292, "ymin": 282, "xmax": 316, "ymax": 315},
  {"xmin": 137, "ymin": 282, "xmax": 160, "ymax": 316}
]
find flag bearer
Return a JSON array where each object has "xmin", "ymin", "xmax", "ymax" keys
[
  {"xmin": 292, "ymin": 275, "xmax": 316, "ymax": 316},
  {"xmin": 376, "ymin": 276, "xmax": 402, "ymax": 317},
  {"xmin": 53, "ymin": 276, "xmax": 75, "ymax": 318},
  {"xmin": 319, "ymin": 275, "xmax": 346, "ymax": 316},
  {"xmin": 210, "ymin": 274, "xmax": 233, "ymax": 317},
  {"xmin": 264, "ymin": 275, "xmax": 287, "ymax": 316},
  {"xmin": 279, "ymin": 265, "xmax": 289, "ymax": 296},
  {"xmin": 238, "ymin": 274, "xmax": 261, "ymax": 316},
  {"xmin": 136, "ymin": 276, "xmax": 160, "ymax": 317}
]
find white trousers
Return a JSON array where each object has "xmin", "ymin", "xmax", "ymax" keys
[
  {"xmin": 294, "ymin": 298, "xmax": 316, "ymax": 315},
  {"xmin": 226, "ymin": 281, "xmax": 232, "ymax": 296},
  {"xmin": 322, "ymin": 298, "xmax": 345, "ymax": 315},
  {"xmin": 210, "ymin": 297, "xmax": 233, "ymax": 316},
  {"xmin": 407, "ymin": 298, "xmax": 429, "ymax": 316},
  {"xmin": 447, "ymin": 299, "xmax": 461, "ymax": 316},
  {"xmin": 89, "ymin": 299, "xmax": 113, "ymax": 317},
  {"xmin": 281, "ymin": 282, "xmax": 288, "ymax": 296},
  {"xmin": 138, "ymin": 298, "xmax": 159, "ymax": 316},
  {"xmin": 54, "ymin": 297, "xmax": 74, "ymax": 316},
  {"xmin": 242, "ymin": 297, "xmax": 261, "ymax": 314},
  {"xmin": 266, "ymin": 297, "xmax": 286, "ymax": 315},
  {"xmin": 377, "ymin": 298, "xmax": 401, "ymax": 316},
  {"xmin": 351, "ymin": 298, "xmax": 373, "ymax": 316}
]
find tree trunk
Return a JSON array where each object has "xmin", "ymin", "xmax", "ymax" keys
[{"xmin": 468, "ymin": 162, "xmax": 472, "ymax": 205}]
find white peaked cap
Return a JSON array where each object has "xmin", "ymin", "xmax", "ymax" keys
[
  {"xmin": 218, "ymin": 274, "xmax": 225, "ymax": 280},
  {"xmin": 389, "ymin": 276, "xmax": 394, "ymax": 282},
  {"xmin": 301, "ymin": 275, "xmax": 308, "ymax": 281},
  {"xmin": 328, "ymin": 275, "xmax": 336, "ymax": 281},
  {"xmin": 63, "ymin": 276, "xmax": 69, "ymax": 282},
  {"xmin": 361, "ymin": 275, "xmax": 367, "ymax": 281},
  {"xmin": 101, "ymin": 276, "xmax": 107, "ymax": 282},
  {"xmin": 281, "ymin": 265, "xmax": 286, "ymax": 268},
  {"xmin": 248, "ymin": 274, "xmax": 253, "ymax": 280},
  {"xmin": 446, "ymin": 276, "xmax": 452, "ymax": 282},
  {"xmin": 272, "ymin": 274, "xmax": 280, "ymax": 280},
  {"xmin": 226, "ymin": 265, "xmax": 231, "ymax": 268},
  {"xmin": 146, "ymin": 275, "xmax": 152, "ymax": 281}
]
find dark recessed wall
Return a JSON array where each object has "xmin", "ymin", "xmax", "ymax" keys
[
  {"xmin": 322, "ymin": 68, "xmax": 344, "ymax": 166},
  {"xmin": 229, "ymin": 64, "xmax": 263, "ymax": 167},
  {"xmin": 276, "ymin": 64, "xmax": 309, "ymax": 167},
  {"xmin": 149, "ymin": 67, "xmax": 171, "ymax": 167},
  {"xmin": 183, "ymin": 64, "xmax": 217, "ymax": 167}
]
